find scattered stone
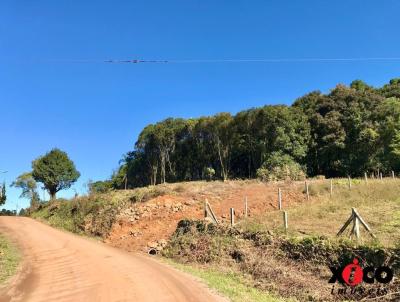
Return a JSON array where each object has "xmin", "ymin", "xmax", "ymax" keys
[{"xmin": 147, "ymin": 239, "xmax": 169, "ymax": 251}]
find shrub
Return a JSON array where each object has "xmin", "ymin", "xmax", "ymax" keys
[
  {"xmin": 88, "ymin": 180, "xmax": 112, "ymax": 194},
  {"xmin": 256, "ymin": 152, "xmax": 306, "ymax": 181},
  {"xmin": 203, "ymin": 167, "xmax": 216, "ymax": 181}
]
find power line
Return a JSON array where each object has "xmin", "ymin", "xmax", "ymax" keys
[
  {"xmin": 9, "ymin": 57, "xmax": 400, "ymax": 64},
  {"xmin": 103, "ymin": 57, "xmax": 400, "ymax": 64}
]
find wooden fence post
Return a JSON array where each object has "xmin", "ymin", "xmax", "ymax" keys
[
  {"xmin": 352, "ymin": 208, "xmax": 360, "ymax": 240},
  {"xmin": 283, "ymin": 211, "xmax": 288, "ymax": 233},
  {"xmin": 348, "ymin": 176, "xmax": 352, "ymax": 190},
  {"xmin": 244, "ymin": 196, "xmax": 248, "ymax": 218},
  {"xmin": 230, "ymin": 208, "xmax": 235, "ymax": 226},
  {"xmin": 278, "ymin": 188, "xmax": 282, "ymax": 210},
  {"xmin": 204, "ymin": 200, "xmax": 219, "ymax": 224},
  {"xmin": 330, "ymin": 179, "xmax": 333, "ymax": 197},
  {"xmin": 364, "ymin": 172, "xmax": 368, "ymax": 184},
  {"xmin": 305, "ymin": 181, "xmax": 310, "ymax": 201},
  {"xmin": 337, "ymin": 207, "xmax": 376, "ymax": 240},
  {"xmin": 380, "ymin": 173, "xmax": 383, "ymax": 181},
  {"xmin": 392, "ymin": 171, "xmax": 395, "ymax": 179}
]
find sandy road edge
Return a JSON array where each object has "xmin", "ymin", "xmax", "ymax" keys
[
  {"xmin": 0, "ymin": 218, "xmax": 229, "ymax": 302},
  {"xmin": 0, "ymin": 229, "xmax": 32, "ymax": 302},
  {"xmin": 138, "ymin": 254, "xmax": 230, "ymax": 302}
]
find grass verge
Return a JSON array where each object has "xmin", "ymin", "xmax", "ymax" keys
[
  {"xmin": 0, "ymin": 234, "xmax": 20, "ymax": 284},
  {"xmin": 164, "ymin": 258, "xmax": 289, "ymax": 302}
]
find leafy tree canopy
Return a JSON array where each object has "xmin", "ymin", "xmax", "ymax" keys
[
  {"xmin": 32, "ymin": 148, "xmax": 80, "ymax": 199},
  {"xmin": 108, "ymin": 78, "xmax": 400, "ymax": 188}
]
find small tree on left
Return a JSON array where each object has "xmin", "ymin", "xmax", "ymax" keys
[
  {"xmin": 11, "ymin": 172, "xmax": 40, "ymax": 209},
  {"xmin": 0, "ymin": 182, "xmax": 6, "ymax": 206}
]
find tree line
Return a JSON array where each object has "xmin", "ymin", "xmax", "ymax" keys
[{"xmin": 105, "ymin": 78, "xmax": 400, "ymax": 189}]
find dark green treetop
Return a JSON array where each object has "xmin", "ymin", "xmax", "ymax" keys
[{"xmin": 32, "ymin": 148, "xmax": 80, "ymax": 200}]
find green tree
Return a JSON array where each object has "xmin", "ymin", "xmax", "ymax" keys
[
  {"xmin": 0, "ymin": 182, "xmax": 6, "ymax": 206},
  {"xmin": 11, "ymin": 172, "xmax": 40, "ymax": 208},
  {"xmin": 88, "ymin": 180, "xmax": 112, "ymax": 194},
  {"xmin": 107, "ymin": 77, "xmax": 400, "ymax": 187},
  {"xmin": 256, "ymin": 152, "xmax": 306, "ymax": 181},
  {"xmin": 32, "ymin": 148, "xmax": 80, "ymax": 200},
  {"xmin": 376, "ymin": 97, "xmax": 400, "ymax": 171},
  {"xmin": 208, "ymin": 113, "xmax": 234, "ymax": 181},
  {"xmin": 379, "ymin": 78, "xmax": 400, "ymax": 98}
]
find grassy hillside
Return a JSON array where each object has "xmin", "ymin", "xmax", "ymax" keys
[{"xmin": 242, "ymin": 178, "xmax": 400, "ymax": 247}]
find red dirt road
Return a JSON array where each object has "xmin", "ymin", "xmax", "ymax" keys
[{"xmin": 0, "ymin": 217, "xmax": 226, "ymax": 302}]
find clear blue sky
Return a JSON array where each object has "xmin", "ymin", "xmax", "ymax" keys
[{"xmin": 1, "ymin": 1, "xmax": 400, "ymax": 210}]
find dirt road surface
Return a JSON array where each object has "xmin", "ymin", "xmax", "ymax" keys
[{"xmin": 0, "ymin": 217, "xmax": 226, "ymax": 302}]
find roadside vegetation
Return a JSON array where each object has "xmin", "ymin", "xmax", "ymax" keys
[
  {"xmin": 165, "ymin": 259, "xmax": 289, "ymax": 302},
  {"xmin": 30, "ymin": 195, "xmax": 120, "ymax": 237},
  {"xmin": 163, "ymin": 219, "xmax": 400, "ymax": 302},
  {"xmin": 29, "ymin": 183, "xmax": 175, "ymax": 236},
  {"xmin": 0, "ymin": 234, "xmax": 20, "ymax": 284}
]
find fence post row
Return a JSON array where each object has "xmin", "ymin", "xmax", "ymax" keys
[
  {"xmin": 283, "ymin": 211, "xmax": 288, "ymax": 233},
  {"xmin": 244, "ymin": 196, "xmax": 248, "ymax": 217},
  {"xmin": 278, "ymin": 188, "xmax": 282, "ymax": 210},
  {"xmin": 305, "ymin": 180, "xmax": 310, "ymax": 201}
]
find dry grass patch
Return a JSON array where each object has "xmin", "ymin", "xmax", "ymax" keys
[
  {"xmin": 241, "ymin": 178, "xmax": 400, "ymax": 247},
  {"xmin": 0, "ymin": 234, "xmax": 20, "ymax": 284}
]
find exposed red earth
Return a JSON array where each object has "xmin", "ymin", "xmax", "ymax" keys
[{"xmin": 106, "ymin": 181, "xmax": 307, "ymax": 252}]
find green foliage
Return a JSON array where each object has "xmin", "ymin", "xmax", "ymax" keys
[
  {"xmin": 105, "ymin": 77, "xmax": 400, "ymax": 189},
  {"xmin": 31, "ymin": 196, "xmax": 118, "ymax": 236},
  {"xmin": 0, "ymin": 183, "xmax": 6, "ymax": 206},
  {"xmin": 294, "ymin": 82, "xmax": 400, "ymax": 177},
  {"xmin": 11, "ymin": 172, "xmax": 40, "ymax": 209},
  {"xmin": 281, "ymin": 236, "xmax": 399, "ymax": 271},
  {"xmin": 127, "ymin": 185, "xmax": 170, "ymax": 203},
  {"xmin": 88, "ymin": 180, "xmax": 112, "ymax": 194},
  {"xmin": 32, "ymin": 148, "xmax": 80, "ymax": 199},
  {"xmin": 256, "ymin": 152, "xmax": 306, "ymax": 181},
  {"xmin": 0, "ymin": 209, "xmax": 16, "ymax": 216},
  {"xmin": 112, "ymin": 105, "xmax": 310, "ymax": 187},
  {"xmin": 18, "ymin": 208, "xmax": 27, "ymax": 216},
  {"xmin": 202, "ymin": 167, "xmax": 215, "ymax": 181}
]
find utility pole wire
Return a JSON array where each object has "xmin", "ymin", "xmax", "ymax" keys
[
  {"xmin": 8, "ymin": 57, "xmax": 400, "ymax": 64},
  {"xmin": 103, "ymin": 57, "xmax": 400, "ymax": 64}
]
